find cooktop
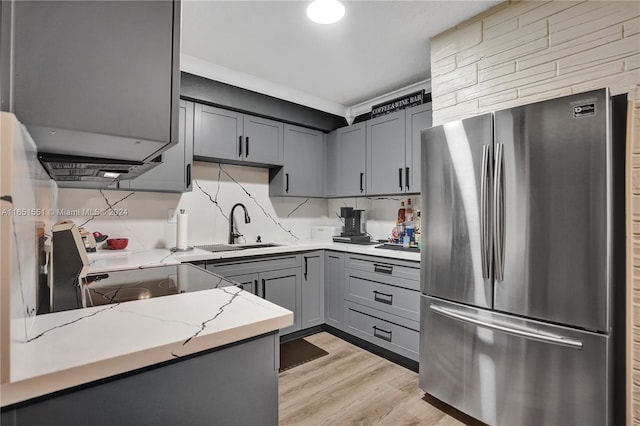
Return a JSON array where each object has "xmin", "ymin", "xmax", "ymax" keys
[{"xmin": 84, "ymin": 264, "xmax": 235, "ymax": 307}]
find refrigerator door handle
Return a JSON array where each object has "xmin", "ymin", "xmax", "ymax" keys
[
  {"xmin": 493, "ymin": 143, "xmax": 505, "ymax": 281},
  {"xmin": 430, "ymin": 303, "xmax": 583, "ymax": 349},
  {"xmin": 480, "ymin": 145, "xmax": 490, "ymax": 279}
]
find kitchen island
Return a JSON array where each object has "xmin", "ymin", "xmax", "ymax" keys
[{"xmin": 1, "ymin": 267, "xmax": 292, "ymax": 425}]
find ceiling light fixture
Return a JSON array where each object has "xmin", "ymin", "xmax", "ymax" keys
[{"xmin": 307, "ymin": 0, "xmax": 345, "ymax": 25}]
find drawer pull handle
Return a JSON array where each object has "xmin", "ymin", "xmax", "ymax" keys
[
  {"xmin": 373, "ymin": 290, "xmax": 393, "ymax": 305},
  {"xmin": 374, "ymin": 264, "xmax": 393, "ymax": 274},
  {"xmin": 373, "ymin": 326, "xmax": 392, "ymax": 342}
]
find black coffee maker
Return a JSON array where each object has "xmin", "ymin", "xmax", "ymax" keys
[{"xmin": 332, "ymin": 207, "xmax": 370, "ymax": 244}]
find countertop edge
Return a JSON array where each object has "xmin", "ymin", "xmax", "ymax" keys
[{"xmin": 1, "ymin": 312, "xmax": 292, "ymax": 406}]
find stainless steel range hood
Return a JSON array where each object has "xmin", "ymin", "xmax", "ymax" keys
[{"xmin": 38, "ymin": 152, "xmax": 161, "ymax": 183}]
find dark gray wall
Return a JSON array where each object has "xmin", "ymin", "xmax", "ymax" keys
[
  {"xmin": 181, "ymin": 72, "xmax": 347, "ymax": 132},
  {"xmin": 0, "ymin": 0, "xmax": 13, "ymax": 112}
]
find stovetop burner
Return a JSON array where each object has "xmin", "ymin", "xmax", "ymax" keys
[{"xmin": 84, "ymin": 264, "xmax": 235, "ymax": 307}]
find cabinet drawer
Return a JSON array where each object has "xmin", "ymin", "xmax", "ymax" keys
[
  {"xmin": 345, "ymin": 273, "xmax": 419, "ymax": 321},
  {"xmin": 345, "ymin": 254, "xmax": 419, "ymax": 283},
  {"xmin": 208, "ymin": 255, "xmax": 300, "ymax": 276},
  {"xmin": 344, "ymin": 301, "xmax": 419, "ymax": 361}
]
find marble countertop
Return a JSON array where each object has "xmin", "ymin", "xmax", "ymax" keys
[
  {"xmin": 88, "ymin": 241, "xmax": 420, "ymax": 274},
  {"xmin": 2, "ymin": 272, "xmax": 292, "ymax": 406}
]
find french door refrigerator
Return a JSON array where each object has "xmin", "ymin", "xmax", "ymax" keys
[{"xmin": 419, "ymin": 88, "xmax": 626, "ymax": 426}]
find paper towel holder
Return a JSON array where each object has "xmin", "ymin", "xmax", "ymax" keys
[{"xmin": 171, "ymin": 209, "xmax": 194, "ymax": 252}]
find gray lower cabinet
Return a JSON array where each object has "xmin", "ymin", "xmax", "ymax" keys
[
  {"xmin": 1, "ymin": 332, "xmax": 279, "ymax": 426},
  {"xmin": 206, "ymin": 255, "xmax": 302, "ymax": 335},
  {"xmin": 269, "ymin": 124, "xmax": 325, "ymax": 197},
  {"xmin": 301, "ymin": 251, "xmax": 324, "ymax": 328},
  {"xmin": 343, "ymin": 254, "xmax": 420, "ymax": 361},
  {"xmin": 259, "ymin": 268, "xmax": 301, "ymax": 335},
  {"xmin": 117, "ymin": 100, "xmax": 194, "ymax": 192},
  {"xmin": 326, "ymin": 122, "xmax": 366, "ymax": 197},
  {"xmin": 11, "ymin": 1, "xmax": 181, "ymax": 162},
  {"xmin": 194, "ymin": 104, "xmax": 284, "ymax": 167},
  {"xmin": 225, "ymin": 272, "xmax": 256, "ymax": 295},
  {"xmin": 324, "ymin": 251, "xmax": 345, "ymax": 330}
]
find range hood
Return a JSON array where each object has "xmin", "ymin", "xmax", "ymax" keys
[{"xmin": 38, "ymin": 152, "xmax": 161, "ymax": 183}]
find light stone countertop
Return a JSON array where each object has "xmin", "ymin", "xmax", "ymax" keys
[{"xmin": 2, "ymin": 275, "xmax": 292, "ymax": 406}]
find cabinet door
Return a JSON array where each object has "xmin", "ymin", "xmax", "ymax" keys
[
  {"xmin": 405, "ymin": 103, "xmax": 432, "ymax": 194},
  {"xmin": 13, "ymin": 1, "xmax": 179, "ymax": 160},
  {"xmin": 324, "ymin": 130, "xmax": 338, "ymax": 197},
  {"xmin": 259, "ymin": 268, "xmax": 301, "ymax": 335},
  {"xmin": 243, "ymin": 115, "xmax": 284, "ymax": 166},
  {"xmin": 194, "ymin": 104, "xmax": 243, "ymax": 162},
  {"xmin": 367, "ymin": 110, "xmax": 406, "ymax": 196},
  {"xmin": 324, "ymin": 252, "xmax": 345, "ymax": 330},
  {"xmin": 301, "ymin": 252, "xmax": 324, "ymax": 328},
  {"xmin": 337, "ymin": 123, "xmax": 366, "ymax": 197},
  {"xmin": 125, "ymin": 100, "xmax": 194, "ymax": 192},
  {"xmin": 225, "ymin": 273, "xmax": 257, "ymax": 295},
  {"xmin": 273, "ymin": 124, "xmax": 324, "ymax": 197}
]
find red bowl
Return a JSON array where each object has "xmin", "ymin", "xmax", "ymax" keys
[{"xmin": 106, "ymin": 238, "xmax": 128, "ymax": 250}]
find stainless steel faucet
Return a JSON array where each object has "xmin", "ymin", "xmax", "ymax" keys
[{"xmin": 229, "ymin": 203, "xmax": 251, "ymax": 244}]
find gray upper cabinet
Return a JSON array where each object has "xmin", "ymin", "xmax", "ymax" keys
[
  {"xmin": 269, "ymin": 124, "xmax": 325, "ymax": 197},
  {"xmin": 366, "ymin": 104, "xmax": 432, "ymax": 196},
  {"xmin": 11, "ymin": 1, "xmax": 181, "ymax": 161},
  {"xmin": 405, "ymin": 103, "xmax": 432, "ymax": 194},
  {"xmin": 327, "ymin": 122, "xmax": 366, "ymax": 197},
  {"xmin": 366, "ymin": 110, "xmax": 406, "ymax": 196},
  {"xmin": 194, "ymin": 104, "xmax": 284, "ymax": 167},
  {"xmin": 301, "ymin": 251, "xmax": 324, "ymax": 328},
  {"xmin": 120, "ymin": 100, "xmax": 194, "ymax": 193}
]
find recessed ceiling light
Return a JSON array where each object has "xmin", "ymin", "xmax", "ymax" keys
[{"xmin": 307, "ymin": 0, "xmax": 345, "ymax": 25}]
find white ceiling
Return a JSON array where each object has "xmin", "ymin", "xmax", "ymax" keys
[{"xmin": 181, "ymin": 1, "xmax": 501, "ymax": 117}]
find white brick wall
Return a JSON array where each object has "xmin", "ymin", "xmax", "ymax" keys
[{"xmin": 430, "ymin": 0, "xmax": 640, "ymax": 124}]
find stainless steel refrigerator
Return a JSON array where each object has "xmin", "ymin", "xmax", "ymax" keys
[{"xmin": 419, "ymin": 88, "xmax": 626, "ymax": 426}]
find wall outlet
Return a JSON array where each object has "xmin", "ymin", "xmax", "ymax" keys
[{"xmin": 168, "ymin": 208, "xmax": 177, "ymax": 223}]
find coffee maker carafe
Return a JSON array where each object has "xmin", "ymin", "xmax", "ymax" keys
[{"xmin": 332, "ymin": 207, "xmax": 371, "ymax": 244}]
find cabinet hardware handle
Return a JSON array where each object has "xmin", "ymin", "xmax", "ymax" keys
[
  {"xmin": 405, "ymin": 167, "xmax": 410, "ymax": 190},
  {"xmin": 304, "ymin": 256, "xmax": 308, "ymax": 279},
  {"xmin": 285, "ymin": 173, "xmax": 289, "ymax": 193},
  {"xmin": 238, "ymin": 136, "xmax": 243, "ymax": 157},
  {"xmin": 373, "ymin": 326, "xmax": 392, "ymax": 342},
  {"xmin": 360, "ymin": 172, "xmax": 364, "ymax": 193},
  {"xmin": 254, "ymin": 279, "xmax": 258, "ymax": 296},
  {"xmin": 374, "ymin": 264, "xmax": 393, "ymax": 274},
  {"xmin": 246, "ymin": 136, "xmax": 249, "ymax": 157},
  {"xmin": 261, "ymin": 279, "xmax": 266, "ymax": 299},
  {"xmin": 186, "ymin": 164, "xmax": 191, "ymax": 188},
  {"xmin": 399, "ymin": 168, "xmax": 403, "ymax": 190},
  {"xmin": 373, "ymin": 290, "xmax": 393, "ymax": 305}
]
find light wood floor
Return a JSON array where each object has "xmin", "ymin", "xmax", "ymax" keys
[{"xmin": 279, "ymin": 332, "xmax": 468, "ymax": 426}]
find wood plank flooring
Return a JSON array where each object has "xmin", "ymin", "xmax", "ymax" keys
[{"xmin": 279, "ymin": 332, "xmax": 470, "ymax": 426}]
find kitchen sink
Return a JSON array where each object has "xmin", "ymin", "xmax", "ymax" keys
[
  {"xmin": 195, "ymin": 243, "xmax": 283, "ymax": 253},
  {"xmin": 237, "ymin": 243, "xmax": 283, "ymax": 249}
]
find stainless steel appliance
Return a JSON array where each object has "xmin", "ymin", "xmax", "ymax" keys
[
  {"xmin": 332, "ymin": 207, "xmax": 370, "ymax": 244},
  {"xmin": 419, "ymin": 89, "xmax": 626, "ymax": 425}
]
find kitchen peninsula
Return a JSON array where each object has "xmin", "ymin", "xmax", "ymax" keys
[{"xmin": 1, "ymin": 265, "xmax": 292, "ymax": 426}]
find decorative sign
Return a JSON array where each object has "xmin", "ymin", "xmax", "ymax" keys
[
  {"xmin": 573, "ymin": 103, "xmax": 595, "ymax": 118},
  {"xmin": 371, "ymin": 90, "xmax": 425, "ymax": 118}
]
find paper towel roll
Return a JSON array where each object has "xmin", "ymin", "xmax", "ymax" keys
[{"xmin": 176, "ymin": 209, "xmax": 188, "ymax": 250}]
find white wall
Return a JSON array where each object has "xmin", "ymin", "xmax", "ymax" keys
[{"xmin": 430, "ymin": 0, "xmax": 640, "ymax": 124}]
